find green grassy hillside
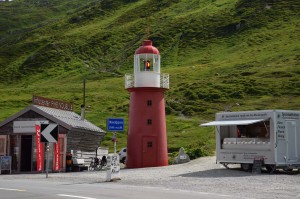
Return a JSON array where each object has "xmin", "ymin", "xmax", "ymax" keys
[{"xmin": 0, "ymin": 0, "xmax": 299, "ymax": 159}]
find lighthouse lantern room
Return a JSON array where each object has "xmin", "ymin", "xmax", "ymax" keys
[{"xmin": 125, "ymin": 39, "xmax": 169, "ymax": 168}]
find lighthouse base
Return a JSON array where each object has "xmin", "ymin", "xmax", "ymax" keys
[{"xmin": 126, "ymin": 87, "xmax": 168, "ymax": 168}]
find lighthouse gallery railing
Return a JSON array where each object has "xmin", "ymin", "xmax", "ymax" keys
[{"xmin": 125, "ymin": 73, "xmax": 169, "ymax": 89}]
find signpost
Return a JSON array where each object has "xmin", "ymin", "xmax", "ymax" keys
[
  {"xmin": 252, "ymin": 158, "xmax": 264, "ymax": 174},
  {"xmin": 41, "ymin": 124, "xmax": 58, "ymax": 143},
  {"xmin": 32, "ymin": 95, "xmax": 73, "ymax": 111},
  {"xmin": 107, "ymin": 118, "xmax": 124, "ymax": 154},
  {"xmin": 107, "ymin": 118, "xmax": 124, "ymax": 132},
  {"xmin": 106, "ymin": 118, "xmax": 124, "ymax": 181},
  {"xmin": 13, "ymin": 121, "xmax": 49, "ymax": 133},
  {"xmin": 0, "ymin": 156, "xmax": 11, "ymax": 174},
  {"xmin": 40, "ymin": 123, "xmax": 59, "ymax": 178}
]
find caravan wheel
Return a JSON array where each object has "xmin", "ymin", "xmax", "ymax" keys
[
  {"xmin": 283, "ymin": 167, "xmax": 293, "ymax": 172},
  {"xmin": 266, "ymin": 165, "xmax": 276, "ymax": 173},
  {"xmin": 221, "ymin": 163, "xmax": 229, "ymax": 169},
  {"xmin": 241, "ymin": 163, "xmax": 252, "ymax": 172}
]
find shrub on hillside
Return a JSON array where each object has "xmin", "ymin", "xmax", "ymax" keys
[
  {"xmin": 182, "ymin": 106, "xmax": 194, "ymax": 116},
  {"xmin": 185, "ymin": 140, "xmax": 212, "ymax": 159}
]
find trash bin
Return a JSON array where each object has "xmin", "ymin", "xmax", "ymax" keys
[{"xmin": 66, "ymin": 153, "xmax": 72, "ymax": 172}]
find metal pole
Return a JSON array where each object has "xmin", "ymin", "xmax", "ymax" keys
[
  {"xmin": 81, "ymin": 79, "xmax": 86, "ymax": 120},
  {"xmin": 114, "ymin": 132, "xmax": 116, "ymax": 155},
  {"xmin": 46, "ymin": 143, "xmax": 49, "ymax": 178},
  {"xmin": 83, "ymin": 79, "xmax": 86, "ymax": 108}
]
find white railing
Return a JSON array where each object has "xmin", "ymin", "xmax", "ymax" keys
[
  {"xmin": 125, "ymin": 74, "xmax": 134, "ymax": 89},
  {"xmin": 125, "ymin": 73, "xmax": 169, "ymax": 89},
  {"xmin": 160, "ymin": 73, "xmax": 169, "ymax": 89}
]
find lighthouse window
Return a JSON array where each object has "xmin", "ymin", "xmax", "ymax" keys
[
  {"xmin": 144, "ymin": 60, "xmax": 151, "ymax": 71},
  {"xmin": 147, "ymin": 119, "xmax": 152, "ymax": 125},
  {"xmin": 147, "ymin": 142, "xmax": 153, "ymax": 148},
  {"xmin": 147, "ymin": 100, "xmax": 152, "ymax": 106}
]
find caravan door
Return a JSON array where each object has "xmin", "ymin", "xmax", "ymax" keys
[{"xmin": 286, "ymin": 120, "xmax": 298, "ymax": 162}]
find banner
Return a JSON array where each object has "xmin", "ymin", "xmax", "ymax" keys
[
  {"xmin": 35, "ymin": 124, "xmax": 44, "ymax": 171},
  {"xmin": 53, "ymin": 138, "xmax": 60, "ymax": 171}
]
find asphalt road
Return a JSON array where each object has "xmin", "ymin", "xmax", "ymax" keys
[
  {"xmin": 1, "ymin": 156, "xmax": 300, "ymax": 199},
  {"xmin": 0, "ymin": 178, "xmax": 239, "ymax": 199}
]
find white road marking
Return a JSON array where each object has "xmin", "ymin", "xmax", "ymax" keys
[
  {"xmin": 130, "ymin": 185, "xmax": 250, "ymax": 198},
  {"xmin": 0, "ymin": 187, "xmax": 26, "ymax": 192},
  {"xmin": 57, "ymin": 194, "xmax": 97, "ymax": 199}
]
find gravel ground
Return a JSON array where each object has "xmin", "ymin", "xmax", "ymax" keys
[{"xmin": 1, "ymin": 156, "xmax": 300, "ymax": 199}]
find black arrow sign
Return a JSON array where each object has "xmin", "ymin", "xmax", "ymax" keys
[{"xmin": 41, "ymin": 124, "xmax": 58, "ymax": 143}]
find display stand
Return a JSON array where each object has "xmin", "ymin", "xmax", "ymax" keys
[
  {"xmin": 0, "ymin": 156, "xmax": 12, "ymax": 174},
  {"xmin": 252, "ymin": 158, "xmax": 264, "ymax": 174}
]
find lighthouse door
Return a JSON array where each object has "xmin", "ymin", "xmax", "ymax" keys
[{"xmin": 142, "ymin": 137, "xmax": 157, "ymax": 167}]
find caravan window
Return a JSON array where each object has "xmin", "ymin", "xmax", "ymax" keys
[
  {"xmin": 220, "ymin": 121, "xmax": 270, "ymax": 139},
  {"xmin": 220, "ymin": 120, "xmax": 270, "ymax": 148},
  {"xmin": 238, "ymin": 121, "xmax": 270, "ymax": 138}
]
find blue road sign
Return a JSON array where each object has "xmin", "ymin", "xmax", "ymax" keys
[{"xmin": 107, "ymin": 118, "xmax": 124, "ymax": 131}]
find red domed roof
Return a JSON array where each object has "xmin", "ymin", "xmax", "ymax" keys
[{"xmin": 135, "ymin": 40, "xmax": 160, "ymax": 55}]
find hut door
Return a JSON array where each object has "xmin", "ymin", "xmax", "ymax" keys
[
  {"xmin": 142, "ymin": 136, "xmax": 157, "ymax": 167},
  {"xmin": 0, "ymin": 135, "xmax": 6, "ymax": 156},
  {"xmin": 20, "ymin": 135, "xmax": 32, "ymax": 171},
  {"xmin": 286, "ymin": 120, "xmax": 298, "ymax": 162}
]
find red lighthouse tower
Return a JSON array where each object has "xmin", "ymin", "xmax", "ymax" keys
[{"xmin": 125, "ymin": 39, "xmax": 169, "ymax": 168}]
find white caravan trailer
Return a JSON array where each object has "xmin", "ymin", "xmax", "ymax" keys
[{"xmin": 201, "ymin": 110, "xmax": 300, "ymax": 172}]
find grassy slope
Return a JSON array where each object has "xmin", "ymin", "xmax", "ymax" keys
[{"xmin": 0, "ymin": 0, "xmax": 299, "ymax": 158}]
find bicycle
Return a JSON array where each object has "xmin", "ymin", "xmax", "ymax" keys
[
  {"xmin": 89, "ymin": 156, "xmax": 107, "ymax": 171},
  {"xmin": 99, "ymin": 156, "xmax": 107, "ymax": 170},
  {"xmin": 89, "ymin": 157, "xmax": 100, "ymax": 171}
]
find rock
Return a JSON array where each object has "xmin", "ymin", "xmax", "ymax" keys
[{"xmin": 173, "ymin": 147, "xmax": 190, "ymax": 164}]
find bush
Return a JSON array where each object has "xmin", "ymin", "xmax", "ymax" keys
[
  {"xmin": 182, "ymin": 106, "xmax": 194, "ymax": 116},
  {"xmin": 184, "ymin": 89, "xmax": 198, "ymax": 100},
  {"xmin": 185, "ymin": 140, "xmax": 212, "ymax": 160}
]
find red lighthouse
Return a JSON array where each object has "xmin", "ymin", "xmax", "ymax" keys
[{"xmin": 125, "ymin": 39, "xmax": 169, "ymax": 168}]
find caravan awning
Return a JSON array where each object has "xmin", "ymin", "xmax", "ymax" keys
[{"xmin": 200, "ymin": 119, "xmax": 267, "ymax": 126}]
